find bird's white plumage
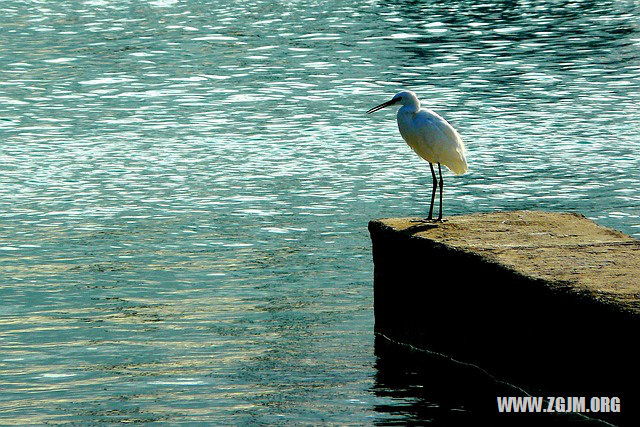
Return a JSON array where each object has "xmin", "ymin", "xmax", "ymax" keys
[
  {"xmin": 394, "ymin": 91, "xmax": 467, "ymax": 175},
  {"xmin": 366, "ymin": 90, "xmax": 467, "ymax": 220}
]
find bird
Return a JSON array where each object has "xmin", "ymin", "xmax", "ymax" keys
[{"xmin": 367, "ymin": 90, "xmax": 467, "ymax": 221}]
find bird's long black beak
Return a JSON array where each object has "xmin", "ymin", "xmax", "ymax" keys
[{"xmin": 366, "ymin": 98, "xmax": 398, "ymax": 114}]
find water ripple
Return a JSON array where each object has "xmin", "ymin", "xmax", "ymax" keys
[{"xmin": 1, "ymin": 0, "xmax": 640, "ymax": 424}]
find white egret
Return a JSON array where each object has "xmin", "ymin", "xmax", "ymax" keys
[{"xmin": 367, "ymin": 90, "xmax": 467, "ymax": 221}]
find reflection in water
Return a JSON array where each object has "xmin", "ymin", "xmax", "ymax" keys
[
  {"xmin": 1, "ymin": 0, "xmax": 639, "ymax": 423},
  {"xmin": 373, "ymin": 335, "xmax": 619, "ymax": 426}
]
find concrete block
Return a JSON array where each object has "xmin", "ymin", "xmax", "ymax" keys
[{"xmin": 369, "ymin": 211, "xmax": 639, "ymax": 424}]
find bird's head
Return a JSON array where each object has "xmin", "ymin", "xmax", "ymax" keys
[{"xmin": 366, "ymin": 90, "xmax": 420, "ymax": 114}]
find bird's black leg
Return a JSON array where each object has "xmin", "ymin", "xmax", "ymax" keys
[
  {"xmin": 437, "ymin": 163, "xmax": 443, "ymax": 221},
  {"xmin": 428, "ymin": 162, "xmax": 437, "ymax": 221}
]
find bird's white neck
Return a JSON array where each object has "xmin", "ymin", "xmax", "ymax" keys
[
  {"xmin": 398, "ymin": 103, "xmax": 419, "ymax": 115},
  {"xmin": 398, "ymin": 95, "xmax": 420, "ymax": 114}
]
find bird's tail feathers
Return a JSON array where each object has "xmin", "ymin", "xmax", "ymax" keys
[{"xmin": 447, "ymin": 148, "xmax": 468, "ymax": 175}]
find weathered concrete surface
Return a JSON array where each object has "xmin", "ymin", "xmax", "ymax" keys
[
  {"xmin": 374, "ymin": 211, "xmax": 640, "ymax": 313},
  {"xmin": 369, "ymin": 211, "xmax": 639, "ymax": 425}
]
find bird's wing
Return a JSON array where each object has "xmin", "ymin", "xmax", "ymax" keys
[{"xmin": 414, "ymin": 109, "xmax": 467, "ymax": 175}]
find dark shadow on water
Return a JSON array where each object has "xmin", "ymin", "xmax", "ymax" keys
[{"xmin": 372, "ymin": 334, "xmax": 618, "ymax": 426}]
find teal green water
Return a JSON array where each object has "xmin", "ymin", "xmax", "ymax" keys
[{"xmin": 1, "ymin": 0, "xmax": 639, "ymax": 423}]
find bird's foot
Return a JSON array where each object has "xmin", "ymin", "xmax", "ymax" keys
[{"xmin": 410, "ymin": 217, "xmax": 440, "ymax": 223}]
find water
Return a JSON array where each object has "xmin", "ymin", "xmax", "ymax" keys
[{"xmin": 1, "ymin": 0, "xmax": 639, "ymax": 423}]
